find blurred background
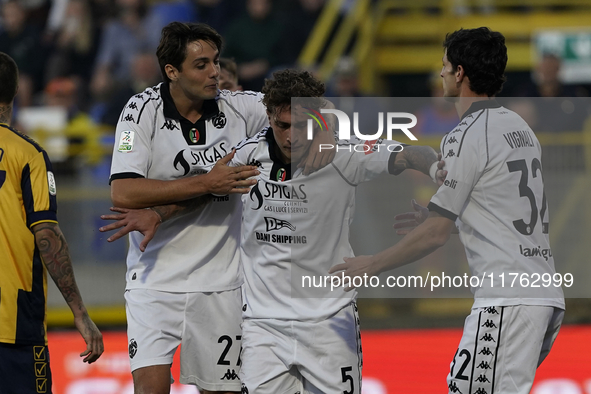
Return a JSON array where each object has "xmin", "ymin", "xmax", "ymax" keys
[{"xmin": 2, "ymin": 0, "xmax": 591, "ymax": 392}]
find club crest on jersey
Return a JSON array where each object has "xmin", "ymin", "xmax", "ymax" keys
[
  {"xmin": 118, "ymin": 130, "xmax": 134, "ymax": 152},
  {"xmin": 276, "ymin": 168, "xmax": 287, "ymax": 181},
  {"xmin": 129, "ymin": 338, "xmax": 138, "ymax": 359},
  {"xmin": 190, "ymin": 128, "xmax": 199, "ymax": 143},
  {"xmin": 212, "ymin": 112, "xmax": 227, "ymax": 128}
]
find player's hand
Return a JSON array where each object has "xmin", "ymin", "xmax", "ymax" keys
[
  {"xmin": 99, "ymin": 207, "xmax": 161, "ymax": 252},
  {"xmin": 393, "ymin": 199, "xmax": 429, "ymax": 235},
  {"xmin": 435, "ymin": 153, "xmax": 447, "ymax": 186},
  {"xmin": 204, "ymin": 149, "xmax": 260, "ymax": 194},
  {"xmin": 328, "ymin": 255, "xmax": 378, "ymax": 292},
  {"xmin": 74, "ymin": 313, "xmax": 103, "ymax": 364},
  {"xmin": 300, "ymin": 123, "xmax": 336, "ymax": 175}
]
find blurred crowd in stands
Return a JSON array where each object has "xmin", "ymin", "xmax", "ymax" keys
[
  {"xmin": 0, "ymin": 0, "xmax": 324, "ymax": 127},
  {"xmin": 1, "ymin": 0, "xmax": 589, "ymax": 145}
]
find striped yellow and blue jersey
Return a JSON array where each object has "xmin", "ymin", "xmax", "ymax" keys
[{"xmin": 0, "ymin": 123, "xmax": 57, "ymax": 345}]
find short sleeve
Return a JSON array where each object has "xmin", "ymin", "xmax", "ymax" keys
[
  {"xmin": 109, "ymin": 95, "xmax": 155, "ymax": 183},
  {"xmin": 428, "ymin": 130, "xmax": 486, "ymax": 221}
]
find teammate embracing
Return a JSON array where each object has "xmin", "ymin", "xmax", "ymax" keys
[
  {"xmin": 231, "ymin": 69, "xmax": 439, "ymax": 393},
  {"xmin": 331, "ymin": 27, "xmax": 565, "ymax": 394},
  {"xmin": 104, "ymin": 22, "xmax": 334, "ymax": 394}
]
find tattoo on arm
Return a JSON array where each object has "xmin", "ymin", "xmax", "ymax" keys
[
  {"xmin": 395, "ymin": 146, "xmax": 438, "ymax": 176},
  {"xmin": 151, "ymin": 194, "xmax": 213, "ymax": 222},
  {"xmin": 0, "ymin": 104, "xmax": 12, "ymax": 124},
  {"xmin": 33, "ymin": 222, "xmax": 85, "ymax": 314}
]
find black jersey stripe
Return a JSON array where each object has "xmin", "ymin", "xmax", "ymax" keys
[
  {"xmin": 484, "ymin": 110, "xmax": 490, "ymax": 167},
  {"xmin": 352, "ymin": 302, "xmax": 363, "ymax": 389},
  {"xmin": 427, "ymin": 202, "xmax": 458, "ymax": 222},
  {"xmin": 15, "ymin": 248, "xmax": 46, "ymax": 345},
  {"xmin": 491, "ymin": 306, "xmax": 504, "ymax": 393},
  {"xmin": 109, "ymin": 172, "xmax": 144, "ymax": 185},
  {"xmin": 457, "ymin": 109, "xmax": 485, "ymax": 158},
  {"xmin": 21, "ymin": 164, "xmax": 35, "ymax": 228}
]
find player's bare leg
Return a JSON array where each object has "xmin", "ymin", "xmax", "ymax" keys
[{"xmin": 132, "ymin": 365, "xmax": 172, "ymax": 394}]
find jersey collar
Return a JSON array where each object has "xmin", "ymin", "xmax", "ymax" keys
[
  {"xmin": 161, "ymin": 81, "xmax": 220, "ymax": 121},
  {"xmin": 461, "ymin": 99, "xmax": 501, "ymax": 121},
  {"xmin": 265, "ymin": 127, "xmax": 293, "ymax": 181}
]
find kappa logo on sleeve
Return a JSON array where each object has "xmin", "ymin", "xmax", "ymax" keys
[{"xmin": 118, "ymin": 131, "xmax": 135, "ymax": 152}]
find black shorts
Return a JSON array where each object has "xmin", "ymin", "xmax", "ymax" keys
[{"xmin": 0, "ymin": 342, "xmax": 53, "ymax": 393}]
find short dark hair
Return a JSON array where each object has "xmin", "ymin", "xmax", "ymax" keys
[
  {"xmin": 0, "ymin": 52, "xmax": 18, "ymax": 104},
  {"xmin": 262, "ymin": 69, "xmax": 325, "ymax": 116},
  {"xmin": 443, "ymin": 27, "xmax": 507, "ymax": 97},
  {"xmin": 156, "ymin": 22, "xmax": 223, "ymax": 83},
  {"xmin": 219, "ymin": 58, "xmax": 238, "ymax": 80}
]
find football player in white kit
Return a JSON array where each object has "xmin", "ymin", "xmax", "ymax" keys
[
  {"xmin": 105, "ymin": 22, "xmax": 334, "ymax": 394},
  {"xmin": 230, "ymin": 69, "xmax": 440, "ymax": 393},
  {"xmin": 103, "ymin": 68, "xmax": 443, "ymax": 393},
  {"xmin": 331, "ymin": 27, "xmax": 565, "ymax": 394}
]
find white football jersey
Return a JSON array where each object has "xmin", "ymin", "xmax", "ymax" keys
[
  {"xmin": 429, "ymin": 100, "xmax": 565, "ymax": 309},
  {"xmin": 233, "ymin": 129, "xmax": 404, "ymax": 321},
  {"xmin": 110, "ymin": 84, "xmax": 268, "ymax": 292}
]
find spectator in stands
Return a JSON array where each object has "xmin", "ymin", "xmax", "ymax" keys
[
  {"xmin": 223, "ymin": 0, "xmax": 283, "ymax": 91},
  {"xmin": 327, "ymin": 56, "xmax": 383, "ymax": 137},
  {"xmin": 194, "ymin": 0, "xmax": 244, "ymax": 35},
  {"xmin": 0, "ymin": 0, "xmax": 47, "ymax": 106},
  {"xmin": 517, "ymin": 54, "xmax": 589, "ymax": 132},
  {"xmin": 275, "ymin": 0, "xmax": 324, "ymax": 67},
  {"xmin": 144, "ymin": 0, "xmax": 197, "ymax": 52},
  {"xmin": 90, "ymin": 0, "xmax": 152, "ymax": 101},
  {"xmin": 414, "ymin": 70, "xmax": 459, "ymax": 135},
  {"xmin": 99, "ymin": 51, "xmax": 161, "ymax": 126},
  {"xmin": 219, "ymin": 57, "xmax": 242, "ymax": 91},
  {"xmin": 520, "ymin": 53, "xmax": 586, "ymax": 98},
  {"xmin": 44, "ymin": 0, "xmax": 100, "ymax": 107}
]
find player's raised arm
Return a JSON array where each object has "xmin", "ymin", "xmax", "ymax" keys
[{"xmin": 32, "ymin": 222, "xmax": 104, "ymax": 363}]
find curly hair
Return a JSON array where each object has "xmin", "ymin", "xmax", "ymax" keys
[
  {"xmin": 444, "ymin": 27, "xmax": 507, "ymax": 97},
  {"xmin": 156, "ymin": 22, "xmax": 223, "ymax": 83},
  {"xmin": 261, "ymin": 69, "xmax": 325, "ymax": 116}
]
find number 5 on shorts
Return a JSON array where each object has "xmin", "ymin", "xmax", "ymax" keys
[{"xmin": 341, "ymin": 366, "xmax": 354, "ymax": 394}]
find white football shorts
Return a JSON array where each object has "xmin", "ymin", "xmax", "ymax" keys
[
  {"xmin": 125, "ymin": 288, "xmax": 243, "ymax": 391},
  {"xmin": 447, "ymin": 305, "xmax": 564, "ymax": 394},
  {"xmin": 239, "ymin": 302, "xmax": 363, "ymax": 394}
]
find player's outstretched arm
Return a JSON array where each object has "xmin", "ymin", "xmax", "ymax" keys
[
  {"xmin": 329, "ymin": 211, "xmax": 455, "ymax": 290},
  {"xmin": 100, "ymin": 195, "xmax": 212, "ymax": 252},
  {"xmin": 393, "ymin": 199, "xmax": 460, "ymax": 235},
  {"xmin": 111, "ymin": 150, "xmax": 259, "ymax": 209},
  {"xmin": 32, "ymin": 222, "xmax": 104, "ymax": 363}
]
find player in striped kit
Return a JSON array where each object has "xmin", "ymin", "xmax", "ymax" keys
[{"xmin": 331, "ymin": 27, "xmax": 565, "ymax": 394}]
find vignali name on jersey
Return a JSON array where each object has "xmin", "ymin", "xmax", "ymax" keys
[{"xmin": 503, "ymin": 130, "xmax": 535, "ymax": 149}]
